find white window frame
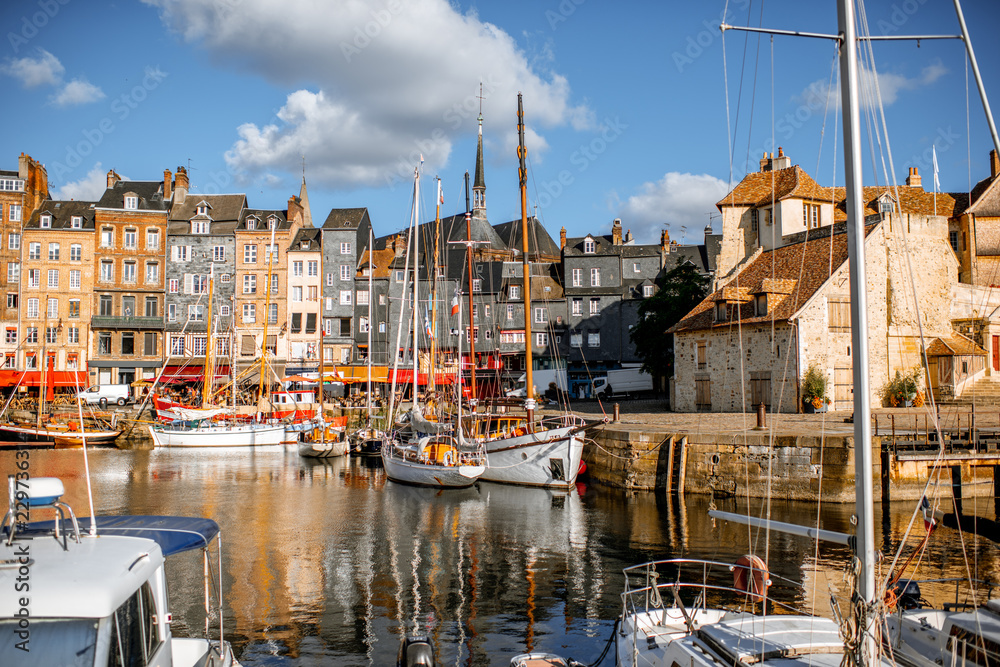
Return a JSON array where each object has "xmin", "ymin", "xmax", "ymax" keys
[
  {"xmin": 340, "ymin": 242, "xmax": 352, "ymax": 255},
  {"xmin": 69, "ymin": 270, "xmax": 81, "ymax": 290},
  {"xmin": 213, "ymin": 246, "xmax": 226, "ymax": 262},
  {"xmin": 340, "ymin": 290, "xmax": 352, "ymax": 305},
  {"xmin": 590, "ymin": 268, "xmax": 600, "ymax": 287},
  {"xmin": 340, "ymin": 264, "xmax": 350, "ymax": 280},
  {"xmin": 123, "ymin": 228, "xmax": 137, "ymax": 248},
  {"xmin": 70, "ymin": 244, "xmax": 82, "ymax": 261}
]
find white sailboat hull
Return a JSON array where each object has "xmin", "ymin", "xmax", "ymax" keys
[
  {"xmin": 480, "ymin": 425, "xmax": 584, "ymax": 488},
  {"xmin": 299, "ymin": 438, "xmax": 349, "ymax": 458},
  {"xmin": 381, "ymin": 441, "xmax": 485, "ymax": 488},
  {"xmin": 148, "ymin": 422, "xmax": 286, "ymax": 447}
]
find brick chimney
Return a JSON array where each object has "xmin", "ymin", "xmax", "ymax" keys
[
  {"xmin": 772, "ymin": 147, "xmax": 791, "ymax": 170},
  {"xmin": 992, "ymin": 149, "xmax": 999, "ymax": 180},
  {"xmin": 163, "ymin": 169, "xmax": 172, "ymax": 201},
  {"xmin": 287, "ymin": 195, "xmax": 303, "ymax": 225},
  {"xmin": 106, "ymin": 169, "xmax": 120, "ymax": 189},
  {"xmin": 759, "ymin": 152, "xmax": 771, "ymax": 172},
  {"xmin": 173, "ymin": 166, "xmax": 189, "ymax": 204},
  {"xmin": 661, "ymin": 229, "xmax": 670, "ymax": 252},
  {"xmin": 612, "ymin": 218, "xmax": 623, "ymax": 245},
  {"xmin": 905, "ymin": 167, "xmax": 922, "ymax": 188},
  {"xmin": 559, "ymin": 226, "xmax": 566, "ymax": 249}
]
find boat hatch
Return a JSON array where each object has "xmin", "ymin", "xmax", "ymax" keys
[
  {"xmin": 13, "ymin": 515, "xmax": 220, "ymax": 556},
  {"xmin": 697, "ymin": 617, "xmax": 844, "ymax": 663}
]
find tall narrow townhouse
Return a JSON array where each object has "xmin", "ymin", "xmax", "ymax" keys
[
  {"xmin": 320, "ymin": 208, "xmax": 372, "ymax": 366},
  {"xmin": 285, "ymin": 228, "xmax": 323, "ymax": 376},
  {"xmin": 19, "ymin": 201, "xmax": 96, "ymax": 387},
  {"xmin": 234, "ymin": 197, "xmax": 305, "ymax": 383},
  {"xmin": 0, "ymin": 154, "xmax": 49, "ymax": 367},
  {"xmin": 90, "ymin": 170, "xmax": 169, "ymax": 386},
  {"xmin": 163, "ymin": 170, "xmax": 245, "ymax": 385}
]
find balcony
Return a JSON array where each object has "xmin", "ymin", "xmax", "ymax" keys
[{"xmin": 91, "ymin": 316, "xmax": 165, "ymax": 330}]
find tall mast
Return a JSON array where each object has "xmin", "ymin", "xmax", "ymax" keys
[
  {"xmin": 367, "ymin": 226, "xmax": 373, "ymax": 423},
  {"xmin": 465, "ymin": 171, "xmax": 477, "ymax": 401},
  {"xmin": 201, "ymin": 266, "xmax": 215, "ymax": 407},
  {"xmin": 430, "ymin": 177, "xmax": 441, "ymax": 391},
  {"xmin": 318, "ymin": 229, "xmax": 325, "ymax": 416},
  {"xmin": 412, "ymin": 167, "xmax": 420, "ymax": 406},
  {"xmin": 517, "ymin": 93, "xmax": 535, "ymax": 428},
  {"xmin": 257, "ymin": 219, "xmax": 278, "ymax": 407},
  {"xmin": 838, "ymin": 1, "xmax": 875, "ymax": 665}
]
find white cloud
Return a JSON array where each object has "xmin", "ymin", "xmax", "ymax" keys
[
  {"xmin": 54, "ymin": 163, "xmax": 116, "ymax": 201},
  {"xmin": 617, "ymin": 172, "xmax": 729, "ymax": 245},
  {"xmin": 145, "ymin": 0, "xmax": 591, "ymax": 189},
  {"xmin": 799, "ymin": 61, "xmax": 946, "ymax": 110},
  {"xmin": 0, "ymin": 49, "xmax": 64, "ymax": 87},
  {"xmin": 50, "ymin": 78, "xmax": 106, "ymax": 107}
]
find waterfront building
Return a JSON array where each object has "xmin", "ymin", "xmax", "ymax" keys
[
  {"xmin": 286, "ymin": 226, "xmax": 323, "ymax": 376},
  {"xmin": 20, "ymin": 199, "xmax": 95, "ymax": 383},
  {"xmin": 163, "ymin": 169, "xmax": 245, "ymax": 387},
  {"xmin": 90, "ymin": 170, "xmax": 169, "ymax": 386},
  {"xmin": 320, "ymin": 207, "xmax": 371, "ymax": 367}
]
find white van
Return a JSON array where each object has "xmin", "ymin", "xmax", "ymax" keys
[{"xmin": 77, "ymin": 384, "xmax": 131, "ymax": 406}]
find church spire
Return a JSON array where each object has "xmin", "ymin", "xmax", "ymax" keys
[
  {"xmin": 472, "ymin": 113, "xmax": 486, "ymax": 218},
  {"xmin": 299, "ymin": 156, "xmax": 313, "ymax": 227}
]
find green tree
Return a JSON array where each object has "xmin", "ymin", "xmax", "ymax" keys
[{"xmin": 630, "ymin": 259, "xmax": 711, "ymax": 381}]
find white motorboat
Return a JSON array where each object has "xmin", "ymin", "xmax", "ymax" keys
[
  {"xmin": 477, "ymin": 415, "xmax": 586, "ymax": 489},
  {"xmin": 0, "ymin": 476, "xmax": 240, "ymax": 666},
  {"xmin": 298, "ymin": 420, "xmax": 349, "ymax": 458}
]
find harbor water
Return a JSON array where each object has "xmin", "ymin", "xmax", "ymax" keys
[{"xmin": 3, "ymin": 446, "xmax": 999, "ymax": 666}]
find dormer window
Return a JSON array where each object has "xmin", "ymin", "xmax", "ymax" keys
[
  {"xmin": 643, "ymin": 285, "xmax": 654, "ymax": 298},
  {"xmin": 583, "ymin": 238, "xmax": 595, "ymax": 254},
  {"xmin": 755, "ymin": 293, "xmax": 768, "ymax": 316},
  {"xmin": 510, "ymin": 285, "xmax": 520, "ymax": 300},
  {"xmin": 70, "ymin": 216, "xmax": 82, "ymax": 229},
  {"xmin": 715, "ymin": 302, "xmax": 728, "ymax": 321},
  {"xmin": 124, "ymin": 195, "xmax": 138, "ymax": 210},
  {"xmin": 246, "ymin": 218, "xmax": 256, "ymax": 230},
  {"xmin": 300, "ymin": 241, "xmax": 309, "ymax": 249},
  {"xmin": 879, "ymin": 194, "xmax": 895, "ymax": 215},
  {"xmin": 40, "ymin": 214, "xmax": 51, "ymax": 229},
  {"xmin": 195, "ymin": 203, "xmax": 209, "ymax": 216},
  {"xmin": 191, "ymin": 220, "xmax": 209, "ymax": 234},
  {"xmin": 268, "ymin": 216, "xmax": 278, "ymax": 230}
]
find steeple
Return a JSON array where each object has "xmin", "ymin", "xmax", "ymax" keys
[
  {"xmin": 299, "ymin": 156, "xmax": 313, "ymax": 227},
  {"xmin": 472, "ymin": 113, "xmax": 486, "ymax": 218}
]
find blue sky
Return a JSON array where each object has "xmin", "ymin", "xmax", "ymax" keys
[{"xmin": 1, "ymin": 0, "xmax": 998, "ymax": 246}]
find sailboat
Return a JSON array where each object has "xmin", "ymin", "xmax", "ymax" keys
[
  {"xmin": 148, "ymin": 267, "xmax": 285, "ymax": 447},
  {"xmin": 473, "ymin": 95, "xmax": 588, "ymax": 490},
  {"xmin": 513, "ymin": 0, "xmax": 948, "ymax": 665},
  {"xmin": 381, "ymin": 166, "xmax": 487, "ymax": 488}
]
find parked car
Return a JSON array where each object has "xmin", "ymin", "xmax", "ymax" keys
[{"xmin": 77, "ymin": 384, "xmax": 131, "ymax": 406}]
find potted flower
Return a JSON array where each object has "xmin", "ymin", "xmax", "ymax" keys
[
  {"xmin": 801, "ymin": 364, "xmax": 830, "ymax": 413},
  {"xmin": 879, "ymin": 368, "xmax": 923, "ymax": 407}
]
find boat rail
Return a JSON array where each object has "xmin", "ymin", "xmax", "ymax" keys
[
  {"xmin": 891, "ymin": 576, "xmax": 999, "ymax": 611},
  {"xmin": 621, "ymin": 558, "xmax": 812, "ymax": 618}
]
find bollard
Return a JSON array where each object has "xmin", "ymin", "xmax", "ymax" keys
[
  {"xmin": 756, "ymin": 402, "xmax": 766, "ymax": 430},
  {"xmin": 613, "ymin": 403, "xmax": 620, "ymax": 423}
]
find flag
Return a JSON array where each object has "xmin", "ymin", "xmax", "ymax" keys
[
  {"xmin": 437, "ymin": 180, "xmax": 443, "ymax": 205},
  {"xmin": 932, "ymin": 145, "xmax": 940, "ymax": 191},
  {"xmin": 920, "ymin": 496, "xmax": 936, "ymax": 533},
  {"xmin": 424, "ymin": 306, "xmax": 434, "ymax": 339},
  {"xmin": 451, "ymin": 290, "xmax": 460, "ymax": 316}
]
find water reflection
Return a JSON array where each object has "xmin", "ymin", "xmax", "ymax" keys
[{"xmin": 2, "ymin": 448, "xmax": 999, "ymax": 665}]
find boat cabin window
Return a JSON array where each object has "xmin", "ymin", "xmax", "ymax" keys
[
  {"xmin": 0, "ymin": 618, "xmax": 98, "ymax": 665},
  {"xmin": 108, "ymin": 581, "xmax": 162, "ymax": 666},
  {"xmin": 948, "ymin": 627, "xmax": 1000, "ymax": 667}
]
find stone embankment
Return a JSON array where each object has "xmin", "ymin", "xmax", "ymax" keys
[{"xmin": 569, "ymin": 401, "xmax": 1000, "ymax": 503}]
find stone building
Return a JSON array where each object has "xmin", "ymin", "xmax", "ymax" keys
[
  {"xmin": 19, "ymin": 200, "xmax": 96, "ymax": 383},
  {"xmin": 90, "ymin": 170, "xmax": 169, "ymax": 386},
  {"xmin": 163, "ymin": 171, "xmax": 246, "ymax": 385}
]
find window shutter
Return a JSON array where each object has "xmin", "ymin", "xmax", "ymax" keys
[{"xmin": 184, "ymin": 273, "xmax": 193, "ymax": 294}]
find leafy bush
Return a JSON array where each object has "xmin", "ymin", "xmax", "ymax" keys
[
  {"xmin": 801, "ymin": 364, "xmax": 830, "ymax": 408},
  {"xmin": 880, "ymin": 367, "xmax": 923, "ymax": 407}
]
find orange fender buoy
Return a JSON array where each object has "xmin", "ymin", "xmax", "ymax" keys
[{"xmin": 733, "ymin": 554, "xmax": 770, "ymax": 601}]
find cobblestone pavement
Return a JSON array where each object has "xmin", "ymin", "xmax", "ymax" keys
[{"xmin": 543, "ymin": 399, "xmax": 1000, "ymax": 437}]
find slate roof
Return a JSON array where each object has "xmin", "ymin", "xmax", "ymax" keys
[
  {"xmin": 169, "ymin": 194, "xmax": 246, "ymax": 222},
  {"xmin": 322, "ymin": 207, "xmax": 369, "ymax": 230},
  {"xmin": 239, "ymin": 208, "xmax": 293, "ymax": 231},
  {"xmin": 25, "ymin": 200, "xmax": 97, "ymax": 230},
  {"xmin": 965, "ymin": 175, "xmax": 1000, "ymax": 217},
  {"xmin": 669, "ymin": 223, "xmax": 879, "ymax": 334},
  {"xmin": 288, "ymin": 227, "xmax": 321, "ymax": 252},
  {"xmin": 492, "ymin": 217, "xmax": 560, "ymax": 258},
  {"xmin": 97, "ymin": 180, "xmax": 168, "ymax": 211}
]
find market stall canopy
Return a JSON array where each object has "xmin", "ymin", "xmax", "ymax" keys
[{"xmin": 0, "ymin": 370, "xmax": 87, "ymax": 388}]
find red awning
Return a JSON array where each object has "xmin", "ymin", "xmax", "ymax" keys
[
  {"xmin": 387, "ymin": 369, "xmax": 458, "ymax": 385},
  {"xmin": 160, "ymin": 365, "xmax": 231, "ymax": 382},
  {"xmin": 0, "ymin": 370, "xmax": 88, "ymax": 388}
]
